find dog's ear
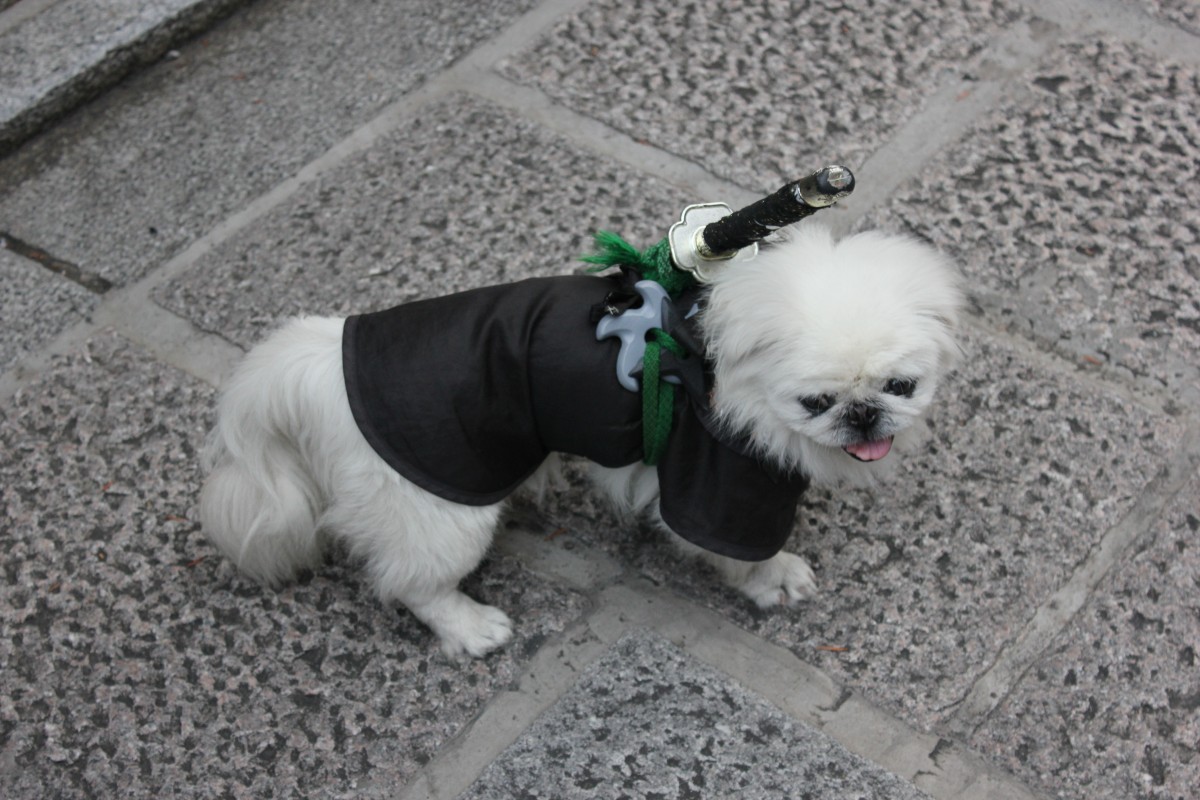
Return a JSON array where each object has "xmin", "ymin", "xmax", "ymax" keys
[
  {"xmin": 927, "ymin": 312, "xmax": 966, "ymax": 371},
  {"xmin": 898, "ymin": 239, "xmax": 966, "ymax": 372},
  {"xmin": 916, "ymin": 278, "xmax": 967, "ymax": 372}
]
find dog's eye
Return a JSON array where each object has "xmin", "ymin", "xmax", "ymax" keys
[
  {"xmin": 883, "ymin": 378, "xmax": 917, "ymax": 398},
  {"xmin": 800, "ymin": 394, "xmax": 835, "ymax": 415}
]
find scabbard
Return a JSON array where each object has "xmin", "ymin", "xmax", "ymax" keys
[{"xmin": 699, "ymin": 166, "xmax": 855, "ymax": 256}]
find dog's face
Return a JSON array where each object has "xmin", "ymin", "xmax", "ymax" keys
[{"xmin": 702, "ymin": 224, "xmax": 964, "ymax": 486}]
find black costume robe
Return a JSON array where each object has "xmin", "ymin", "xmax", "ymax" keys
[{"xmin": 342, "ymin": 274, "xmax": 808, "ymax": 561}]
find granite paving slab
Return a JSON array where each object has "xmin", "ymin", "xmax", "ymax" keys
[
  {"xmin": 532, "ymin": 326, "xmax": 1183, "ymax": 736},
  {"xmin": 155, "ymin": 94, "xmax": 688, "ymax": 346},
  {"xmin": 969, "ymin": 471, "xmax": 1200, "ymax": 800},
  {"xmin": 861, "ymin": 38, "xmax": 1200, "ymax": 400},
  {"xmin": 0, "ymin": 331, "xmax": 586, "ymax": 799},
  {"xmin": 1140, "ymin": 0, "xmax": 1200, "ymax": 35},
  {"xmin": 460, "ymin": 628, "xmax": 931, "ymax": 800},
  {"xmin": 0, "ymin": 244, "xmax": 95, "ymax": 372},
  {"xmin": 499, "ymin": 0, "xmax": 1023, "ymax": 191},
  {"xmin": 0, "ymin": 0, "xmax": 247, "ymax": 154},
  {"xmin": 0, "ymin": 0, "xmax": 537, "ymax": 291}
]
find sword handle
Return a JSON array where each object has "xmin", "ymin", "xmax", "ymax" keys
[{"xmin": 698, "ymin": 165, "xmax": 855, "ymax": 257}]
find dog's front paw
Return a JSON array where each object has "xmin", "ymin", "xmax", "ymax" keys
[
  {"xmin": 438, "ymin": 601, "xmax": 514, "ymax": 659},
  {"xmin": 738, "ymin": 552, "xmax": 817, "ymax": 609}
]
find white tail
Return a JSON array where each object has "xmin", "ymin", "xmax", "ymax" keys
[{"xmin": 199, "ymin": 318, "xmax": 344, "ymax": 587}]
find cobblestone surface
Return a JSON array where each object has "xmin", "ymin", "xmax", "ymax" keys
[
  {"xmin": 462, "ymin": 630, "xmax": 932, "ymax": 799},
  {"xmin": 155, "ymin": 95, "xmax": 683, "ymax": 346},
  {"xmin": 970, "ymin": 472, "xmax": 1200, "ymax": 800},
  {"xmin": 864, "ymin": 39, "xmax": 1200, "ymax": 401},
  {"xmin": 2, "ymin": 1, "xmax": 1198, "ymax": 798},
  {"xmin": 0, "ymin": 334, "xmax": 586, "ymax": 798},
  {"xmin": 501, "ymin": 0, "xmax": 1023, "ymax": 189}
]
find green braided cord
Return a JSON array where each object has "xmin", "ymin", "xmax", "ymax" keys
[
  {"xmin": 581, "ymin": 231, "xmax": 695, "ymax": 298},
  {"xmin": 582, "ymin": 230, "xmax": 694, "ymax": 463},
  {"xmin": 641, "ymin": 329, "xmax": 686, "ymax": 465}
]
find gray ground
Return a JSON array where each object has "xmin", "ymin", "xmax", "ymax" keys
[{"xmin": 1, "ymin": 0, "xmax": 1197, "ymax": 798}]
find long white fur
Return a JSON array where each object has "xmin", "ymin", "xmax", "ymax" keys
[
  {"xmin": 704, "ymin": 224, "xmax": 962, "ymax": 485},
  {"xmin": 200, "ymin": 224, "xmax": 963, "ymax": 658}
]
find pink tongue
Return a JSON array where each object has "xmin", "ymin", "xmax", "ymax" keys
[{"xmin": 844, "ymin": 438, "xmax": 893, "ymax": 462}]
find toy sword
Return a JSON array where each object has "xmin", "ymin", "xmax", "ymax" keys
[
  {"xmin": 598, "ymin": 165, "xmax": 855, "ymax": 392},
  {"xmin": 669, "ymin": 165, "xmax": 855, "ymax": 283}
]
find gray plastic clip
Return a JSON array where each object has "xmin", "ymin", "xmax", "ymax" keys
[{"xmin": 596, "ymin": 280, "xmax": 677, "ymax": 392}]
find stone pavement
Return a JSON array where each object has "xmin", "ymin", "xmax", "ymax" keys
[{"xmin": 1, "ymin": 0, "xmax": 1198, "ymax": 797}]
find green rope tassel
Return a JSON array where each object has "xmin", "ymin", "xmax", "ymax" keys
[
  {"xmin": 641, "ymin": 329, "xmax": 686, "ymax": 465},
  {"xmin": 583, "ymin": 230, "xmax": 694, "ymax": 465},
  {"xmin": 581, "ymin": 231, "xmax": 695, "ymax": 298}
]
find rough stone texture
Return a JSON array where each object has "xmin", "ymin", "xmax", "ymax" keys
[
  {"xmin": 0, "ymin": 0, "xmax": 537, "ymax": 289},
  {"xmin": 155, "ymin": 94, "xmax": 686, "ymax": 346},
  {"xmin": 0, "ymin": 246, "xmax": 95, "ymax": 372},
  {"xmin": 862, "ymin": 39, "xmax": 1200, "ymax": 401},
  {"xmin": 968, "ymin": 472, "xmax": 1200, "ymax": 800},
  {"xmin": 532, "ymin": 326, "xmax": 1183, "ymax": 733},
  {"xmin": 4, "ymin": 1, "xmax": 1200, "ymax": 798},
  {"xmin": 460, "ymin": 629, "xmax": 932, "ymax": 800},
  {"xmin": 0, "ymin": 0, "xmax": 248, "ymax": 154},
  {"xmin": 500, "ymin": 0, "xmax": 1022, "ymax": 191},
  {"xmin": 1140, "ymin": 0, "xmax": 1200, "ymax": 35},
  {"xmin": 1, "ymin": 0, "xmax": 201, "ymax": 115},
  {"xmin": 0, "ymin": 332, "xmax": 586, "ymax": 799}
]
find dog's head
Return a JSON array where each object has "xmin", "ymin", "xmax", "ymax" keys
[{"xmin": 700, "ymin": 224, "xmax": 964, "ymax": 486}]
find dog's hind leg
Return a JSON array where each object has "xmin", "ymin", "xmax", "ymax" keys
[
  {"xmin": 587, "ymin": 462, "xmax": 661, "ymax": 519},
  {"xmin": 324, "ymin": 473, "xmax": 512, "ymax": 658}
]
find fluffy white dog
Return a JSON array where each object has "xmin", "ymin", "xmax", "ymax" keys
[{"xmin": 200, "ymin": 223, "xmax": 963, "ymax": 658}]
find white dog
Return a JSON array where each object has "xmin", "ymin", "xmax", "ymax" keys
[{"xmin": 200, "ymin": 223, "xmax": 963, "ymax": 657}]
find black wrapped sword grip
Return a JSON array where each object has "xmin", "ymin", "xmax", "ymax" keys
[{"xmin": 699, "ymin": 165, "xmax": 855, "ymax": 257}]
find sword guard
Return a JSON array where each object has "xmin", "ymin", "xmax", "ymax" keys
[
  {"xmin": 668, "ymin": 203, "xmax": 759, "ymax": 285},
  {"xmin": 668, "ymin": 165, "xmax": 855, "ymax": 283}
]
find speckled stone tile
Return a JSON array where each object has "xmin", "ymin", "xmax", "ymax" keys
[
  {"xmin": 460, "ymin": 629, "xmax": 931, "ymax": 800},
  {"xmin": 531, "ymin": 326, "xmax": 1183, "ymax": 735},
  {"xmin": 862, "ymin": 39, "xmax": 1200, "ymax": 399},
  {"xmin": 0, "ymin": 246, "xmax": 94, "ymax": 372},
  {"xmin": 0, "ymin": 0, "xmax": 245, "ymax": 153},
  {"xmin": 968, "ymin": 473, "xmax": 1200, "ymax": 800},
  {"xmin": 500, "ymin": 0, "xmax": 1022, "ymax": 190},
  {"xmin": 155, "ymin": 94, "xmax": 686, "ymax": 346},
  {"xmin": 0, "ymin": 0, "xmax": 536, "ymax": 289},
  {"xmin": 0, "ymin": 332, "xmax": 586, "ymax": 799},
  {"xmin": 1140, "ymin": 0, "xmax": 1200, "ymax": 35}
]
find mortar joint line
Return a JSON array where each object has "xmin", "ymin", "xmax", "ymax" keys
[
  {"xmin": 951, "ymin": 421, "xmax": 1200, "ymax": 739},
  {"xmin": 1, "ymin": 230, "xmax": 113, "ymax": 294},
  {"xmin": 957, "ymin": 313, "xmax": 1193, "ymax": 419}
]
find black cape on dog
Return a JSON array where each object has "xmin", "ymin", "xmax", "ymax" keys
[{"xmin": 342, "ymin": 274, "xmax": 808, "ymax": 562}]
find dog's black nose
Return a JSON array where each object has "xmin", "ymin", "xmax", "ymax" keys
[{"xmin": 845, "ymin": 403, "xmax": 880, "ymax": 431}]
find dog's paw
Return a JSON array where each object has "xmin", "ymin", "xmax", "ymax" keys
[
  {"xmin": 438, "ymin": 601, "xmax": 514, "ymax": 659},
  {"xmin": 738, "ymin": 552, "xmax": 817, "ymax": 609}
]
